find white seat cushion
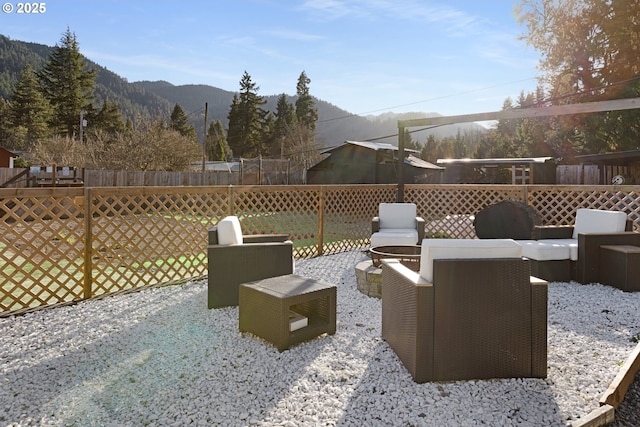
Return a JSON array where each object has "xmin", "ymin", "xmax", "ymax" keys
[
  {"xmin": 516, "ymin": 240, "xmax": 573, "ymax": 261},
  {"xmin": 378, "ymin": 203, "xmax": 417, "ymax": 230},
  {"xmin": 216, "ymin": 216, "xmax": 243, "ymax": 245},
  {"xmin": 572, "ymin": 209, "xmax": 627, "ymax": 239},
  {"xmin": 539, "ymin": 239, "xmax": 578, "ymax": 260},
  {"xmin": 371, "ymin": 229, "xmax": 419, "ymax": 247},
  {"xmin": 419, "ymin": 238, "xmax": 522, "ymax": 283}
]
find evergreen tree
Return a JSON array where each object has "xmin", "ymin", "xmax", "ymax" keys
[
  {"xmin": 261, "ymin": 112, "xmax": 277, "ymax": 157},
  {"xmin": 226, "ymin": 71, "xmax": 267, "ymax": 158},
  {"xmin": 288, "ymin": 71, "xmax": 320, "ymax": 170},
  {"xmin": 294, "ymin": 71, "xmax": 318, "ymax": 132},
  {"xmin": 273, "ymin": 94, "xmax": 296, "ymax": 157},
  {"xmin": 421, "ymin": 135, "xmax": 439, "ymax": 164},
  {"xmin": 38, "ymin": 28, "xmax": 96, "ymax": 138},
  {"xmin": 8, "ymin": 64, "xmax": 51, "ymax": 148},
  {"xmin": 169, "ymin": 103, "xmax": 196, "ymax": 141},
  {"xmin": 0, "ymin": 97, "xmax": 14, "ymax": 149},
  {"xmin": 91, "ymin": 99, "xmax": 126, "ymax": 135},
  {"xmin": 206, "ymin": 120, "xmax": 232, "ymax": 161}
]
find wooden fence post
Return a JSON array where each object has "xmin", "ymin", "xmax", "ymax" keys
[
  {"xmin": 83, "ymin": 187, "xmax": 93, "ymax": 299},
  {"xmin": 227, "ymin": 185, "xmax": 235, "ymax": 216},
  {"xmin": 318, "ymin": 186, "xmax": 325, "ymax": 256}
]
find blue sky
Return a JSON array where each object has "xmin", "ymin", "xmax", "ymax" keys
[{"xmin": 1, "ymin": 0, "xmax": 541, "ymax": 117}]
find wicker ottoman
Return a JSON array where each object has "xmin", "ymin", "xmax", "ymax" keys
[
  {"xmin": 239, "ymin": 274, "xmax": 337, "ymax": 351},
  {"xmin": 600, "ymin": 245, "xmax": 640, "ymax": 292}
]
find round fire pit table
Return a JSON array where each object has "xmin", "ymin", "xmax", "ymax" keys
[{"xmin": 369, "ymin": 245, "xmax": 421, "ymax": 271}]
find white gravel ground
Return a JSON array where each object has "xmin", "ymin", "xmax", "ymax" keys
[{"xmin": 1, "ymin": 249, "xmax": 639, "ymax": 427}]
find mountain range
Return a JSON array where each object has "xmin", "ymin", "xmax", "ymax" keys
[{"xmin": 0, "ymin": 34, "xmax": 485, "ymax": 149}]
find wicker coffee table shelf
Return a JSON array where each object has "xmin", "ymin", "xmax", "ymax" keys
[{"xmin": 239, "ymin": 274, "xmax": 337, "ymax": 351}]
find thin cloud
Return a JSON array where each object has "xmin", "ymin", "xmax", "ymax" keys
[
  {"xmin": 83, "ymin": 50, "xmax": 233, "ymax": 82},
  {"xmin": 298, "ymin": 0, "xmax": 372, "ymax": 21},
  {"xmin": 264, "ymin": 29, "xmax": 324, "ymax": 42},
  {"xmin": 299, "ymin": 0, "xmax": 483, "ymax": 35}
]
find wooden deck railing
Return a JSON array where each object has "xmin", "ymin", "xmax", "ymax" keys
[{"xmin": 1, "ymin": 184, "xmax": 639, "ymax": 315}]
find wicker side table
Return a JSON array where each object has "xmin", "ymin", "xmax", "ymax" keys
[
  {"xmin": 239, "ymin": 274, "xmax": 337, "ymax": 351},
  {"xmin": 600, "ymin": 245, "xmax": 640, "ymax": 292}
]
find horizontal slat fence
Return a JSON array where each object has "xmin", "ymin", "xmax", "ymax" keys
[{"xmin": 1, "ymin": 184, "xmax": 639, "ymax": 316}]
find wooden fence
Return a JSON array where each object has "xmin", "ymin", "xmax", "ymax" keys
[
  {"xmin": 1, "ymin": 184, "xmax": 639, "ymax": 316},
  {"xmin": 0, "ymin": 160, "xmax": 301, "ymax": 188},
  {"xmin": 0, "ymin": 165, "xmax": 634, "ymax": 189}
]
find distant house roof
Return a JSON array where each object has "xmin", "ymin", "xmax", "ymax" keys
[
  {"xmin": 322, "ymin": 140, "xmax": 420, "ymax": 155},
  {"xmin": 574, "ymin": 149, "xmax": 640, "ymax": 166},
  {"xmin": 436, "ymin": 157, "xmax": 555, "ymax": 166},
  {"xmin": 0, "ymin": 147, "xmax": 20, "ymax": 156},
  {"xmin": 319, "ymin": 140, "xmax": 441, "ymax": 170}
]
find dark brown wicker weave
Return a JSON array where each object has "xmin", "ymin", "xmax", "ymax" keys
[
  {"xmin": 381, "ymin": 258, "xmax": 547, "ymax": 383},
  {"xmin": 207, "ymin": 227, "xmax": 293, "ymax": 309},
  {"xmin": 239, "ymin": 275, "xmax": 337, "ymax": 351}
]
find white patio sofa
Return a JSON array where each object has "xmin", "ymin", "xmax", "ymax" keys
[{"xmin": 515, "ymin": 208, "xmax": 637, "ymax": 283}]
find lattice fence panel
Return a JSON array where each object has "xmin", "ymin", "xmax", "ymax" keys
[
  {"xmin": 405, "ymin": 185, "xmax": 526, "ymax": 238},
  {"xmin": 0, "ymin": 189, "xmax": 85, "ymax": 313},
  {"xmin": 4, "ymin": 184, "xmax": 640, "ymax": 316},
  {"xmin": 231, "ymin": 186, "xmax": 321, "ymax": 258},
  {"xmin": 528, "ymin": 186, "xmax": 640, "ymax": 230},
  {"xmin": 323, "ymin": 185, "xmax": 396, "ymax": 254},
  {"xmin": 89, "ymin": 187, "xmax": 228, "ymax": 296}
]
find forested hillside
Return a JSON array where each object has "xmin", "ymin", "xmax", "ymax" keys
[
  {"xmin": 1, "ymin": 34, "xmax": 484, "ymax": 149},
  {"xmin": 1, "ymin": 35, "xmax": 174, "ymax": 121}
]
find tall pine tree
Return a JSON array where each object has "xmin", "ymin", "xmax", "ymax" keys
[
  {"xmin": 227, "ymin": 71, "xmax": 267, "ymax": 158},
  {"xmin": 206, "ymin": 120, "xmax": 232, "ymax": 161},
  {"xmin": 290, "ymin": 71, "xmax": 320, "ymax": 170},
  {"xmin": 91, "ymin": 99, "xmax": 127, "ymax": 135},
  {"xmin": 9, "ymin": 64, "xmax": 52, "ymax": 147},
  {"xmin": 273, "ymin": 93, "xmax": 297, "ymax": 157},
  {"xmin": 38, "ymin": 28, "xmax": 96, "ymax": 138},
  {"xmin": 169, "ymin": 103, "xmax": 196, "ymax": 141},
  {"xmin": 295, "ymin": 71, "xmax": 318, "ymax": 132}
]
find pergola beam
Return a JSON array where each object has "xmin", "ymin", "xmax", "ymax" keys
[{"xmin": 398, "ymin": 97, "xmax": 640, "ymax": 129}]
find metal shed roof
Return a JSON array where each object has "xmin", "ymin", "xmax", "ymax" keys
[
  {"xmin": 322, "ymin": 140, "xmax": 420, "ymax": 154},
  {"xmin": 436, "ymin": 157, "xmax": 554, "ymax": 166},
  {"xmin": 574, "ymin": 149, "xmax": 640, "ymax": 166}
]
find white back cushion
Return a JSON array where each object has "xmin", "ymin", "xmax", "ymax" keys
[
  {"xmin": 572, "ymin": 209, "xmax": 627, "ymax": 239},
  {"xmin": 419, "ymin": 238, "xmax": 523, "ymax": 282},
  {"xmin": 379, "ymin": 203, "xmax": 417, "ymax": 229},
  {"xmin": 217, "ymin": 216, "xmax": 243, "ymax": 245}
]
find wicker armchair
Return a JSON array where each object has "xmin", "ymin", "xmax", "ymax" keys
[
  {"xmin": 207, "ymin": 216, "xmax": 294, "ymax": 309},
  {"xmin": 381, "ymin": 239, "xmax": 547, "ymax": 383},
  {"xmin": 370, "ymin": 203, "xmax": 425, "ymax": 247}
]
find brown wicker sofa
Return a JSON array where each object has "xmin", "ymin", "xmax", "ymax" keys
[
  {"xmin": 207, "ymin": 216, "xmax": 294, "ymax": 309},
  {"xmin": 381, "ymin": 239, "xmax": 547, "ymax": 383}
]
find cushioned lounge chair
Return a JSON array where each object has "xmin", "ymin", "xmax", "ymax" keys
[
  {"xmin": 207, "ymin": 216, "xmax": 294, "ymax": 309},
  {"xmin": 381, "ymin": 238, "xmax": 547, "ymax": 383},
  {"xmin": 370, "ymin": 203, "xmax": 425, "ymax": 247}
]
